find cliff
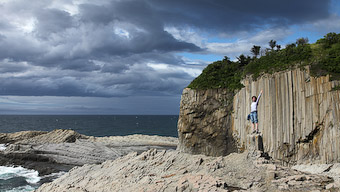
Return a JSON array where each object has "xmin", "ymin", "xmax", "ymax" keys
[
  {"xmin": 177, "ymin": 89, "xmax": 237, "ymax": 156},
  {"xmin": 178, "ymin": 67, "xmax": 340, "ymax": 164}
]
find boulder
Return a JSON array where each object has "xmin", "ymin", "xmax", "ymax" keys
[{"xmin": 246, "ymin": 134, "xmax": 264, "ymax": 152}]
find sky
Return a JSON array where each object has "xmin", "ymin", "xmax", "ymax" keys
[{"xmin": 0, "ymin": 0, "xmax": 340, "ymax": 115}]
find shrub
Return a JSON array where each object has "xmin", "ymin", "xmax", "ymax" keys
[
  {"xmin": 187, "ymin": 58, "xmax": 244, "ymax": 91},
  {"xmin": 188, "ymin": 33, "xmax": 340, "ymax": 90}
]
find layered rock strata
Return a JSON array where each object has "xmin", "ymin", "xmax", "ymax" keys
[
  {"xmin": 0, "ymin": 129, "xmax": 178, "ymax": 175},
  {"xmin": 35, "ymin": 149, "xmax": 339, "ymax": 192}
]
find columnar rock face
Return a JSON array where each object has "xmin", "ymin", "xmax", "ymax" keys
[
  {"xmin": 178, "ymin": 67, "xmax": 340, "ymax": 164},
  {"xmin": 234, "ymin": 67, "xmax": 340, "ymax": 164}
]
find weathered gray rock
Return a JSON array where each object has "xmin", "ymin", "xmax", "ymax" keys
[
  {"xmin": 0, "ymin": 131, "xmax": 47, "ymax": 144},
  {"xmin": 14, "ymin": 129, "xmax": 87, "ymax": 144},
  {"xmin": 246, "ymin": 134, "xmax": 264, "ymax": 152},
  {"xmin": 292, "ymin": 163, "xmax": 340, "ymax": 189},
  {"xmin": 178, "ymin": 67, "xmax": 340, "ymax": 164},
  {"xmin": 0, "ymin": 129, "xmax": 178, "ymax": 175},
  {"xmin": 177, "ymin": 88, "xmax": 238, "ymax": 156},
  {"xmin": 35, "ymin": 149, "xmax": 338, "ymax": 192}
]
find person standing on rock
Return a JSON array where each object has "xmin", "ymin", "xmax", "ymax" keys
[{"xmin": 251, "ymin": 90, "xmax": 262, "ymax": 134}]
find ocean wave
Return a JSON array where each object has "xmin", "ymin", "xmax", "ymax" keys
[
  {"xmin": 0, "ymin": 166, "xmax": 40, "ymax": 184},
  {"xmin": 4, "ymin": 185, "xmax": 36, "ymax": 192},
  {"xmin": 0, "ymin": 144, "xmax": 7, "ymax": 151}
]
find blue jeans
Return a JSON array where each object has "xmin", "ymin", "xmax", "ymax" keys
[{"xmin": 250, "ymin": 111, "xmax": 258, "ymax": 123}]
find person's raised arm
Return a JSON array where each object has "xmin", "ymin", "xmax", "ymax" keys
[{"xmin": 256, "ymin": 90, "xmax": 263, "ymax": 103}]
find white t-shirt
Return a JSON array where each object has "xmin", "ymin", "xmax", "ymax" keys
[{"xmin": 251, "ymin": 92, "xmax": 262, "ymax": 112}]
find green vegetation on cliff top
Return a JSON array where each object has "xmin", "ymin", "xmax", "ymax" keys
[{"xmin": 188, "ymin": 32, "xmax": 340, "ymax": 91}]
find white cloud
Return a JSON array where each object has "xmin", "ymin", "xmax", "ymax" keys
[
  {"xmin": 47, "ymin": 0, "xmax": 110, "ymax": 15},
  {"xmin": 308, "ymin": 14, "xmax": 340, "ymax": 32},
  {"xmin": 164, "ymin": 26, "xmax": 205, "ymax": 47},
  {"xmin": 167, "ymin": 27, "xmax": 292, "ymax": 59},
  {"xmin": 205, "ymin": 41, "xmax": 250, "ymax": 56},
  {"xmin": 114, "ymin": 28, "xmax": 130, "ymax": 39},
  {"xmin": 249, "ymin": 28, "xmax": 292, "ymax": 44},
  {"xmin": 147, "ymin": 62, "xmax": 202, "ymax": 77}
]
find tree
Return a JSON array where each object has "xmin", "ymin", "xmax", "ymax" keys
[
  {"xmin": 317, "ymin": 32, "xmax": 340, "ymax": 48},
  {"xmin": 223, "ymin": 56, "xmax": 230, "ymax": 61},
  {"xmin": 286, "ymin": 43, "xmax": 296, "ymax": 49},
  {"xmin": 276, "ymin": 44, "xmax": 281, "ymax": 51},
  {"xmin": 237, "ymin": 54, "xmax": 251, "ymax": 67},
  {"xmin": 269, "ymin": 40, "xmax": 277, "ymax": 50},
  {"xmin": 324, "ymin": 32, "xmax": 339, "ymax": 44},
  {"xmin": 223, "ymin": 56, "xmax": 232, "ymax": 64},
  {"xmin": 285, "ymin": 43, "xmax": 296, "ymax": 56},
  {"xmin": 296, "ymin": 37, "xmax": 309, "ymax": 46},
  {"xmin": 251, "ymin": 45, "xmax": 261, "ymax": 58}
]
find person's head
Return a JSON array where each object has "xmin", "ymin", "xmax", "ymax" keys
[{"xmin": 252, "ymin": 96, "xmax": 257, "ymax": 102}]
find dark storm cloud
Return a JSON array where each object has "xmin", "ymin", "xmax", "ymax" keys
[
  {"xmin": 78, "ymin": 0, "xmax": 330, "ymax": 32},
  {"xmin": 34, "ymin": 8, "xmax": 75, "ymax": 38},
  {"xmin": 0, "ymin": 60, "xmax": 29, "ymax": 73},
  {"xmin": 54, "ymin": 59, "xmax": 101, "ymax": 72},
  {"xmin": 0, "ymin": 76, "xmax": 127, "ymax": 97},
  {"xmin": 0, "ymin": 0, "xmax": 332, "ymax": 98},
  {"xmin": 0, "ymin": 33, "xmax": 43, "ymax": 62},
  {"xmin": 148, "ymin": 0, "xmax": 330, "ymax": 30}
]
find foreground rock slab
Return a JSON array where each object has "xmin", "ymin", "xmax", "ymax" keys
[
  {"xmin": 0, "ymin": 129, "xmax": 178, "ymax": 176},
  {"xmin": 36, "ymin": 149, "xmax": 339, "ymax": 192}
]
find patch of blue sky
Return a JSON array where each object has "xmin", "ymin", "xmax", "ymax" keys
[
  {"xmin": 331, "ymin": 0, "xmax": 340, "ymax": 14},
  {"xmin": 280, "ymin": 25, "xmax": 330, "ymax": 47},
  {"xmin": 284, "ymin": 27, "xmax": 318, "ymax": 43},
  {"xmin": 177, "ymin": 52, "xmax": 222, "ymax": 64},
  {"xmin": 282, "ymin": 0, "xmax": 340, "ymax": 45}
]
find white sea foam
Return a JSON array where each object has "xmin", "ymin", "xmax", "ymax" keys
[
  {"xmin": 0, "ymin": 166, "xmax": 41, "ymax": 184},
  {"xmin": 6, "ymin": 185, "xmax": 36, "ymax": 192},
  {"xmin": 0, "ymin": 144, "xmax": 7, "ymax": 151}
]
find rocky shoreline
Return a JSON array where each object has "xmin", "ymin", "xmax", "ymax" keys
[
  {"xmin": 2, "ymin": 130, "xmax": 340, "ymax": 191},
  {"xmin": 0, "ymin": 129, "xmax": 177, "ymax": 178},
  {"xmin": 36, "ymin": 148, "xmax": 340, "ymax": 191}
]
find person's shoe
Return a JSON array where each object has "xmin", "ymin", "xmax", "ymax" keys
[
  {"xmin": 252, "ymin": 130, "xmax": 256, "ymax": 134},
  {"xmin": 256, "ymin": 130, "xmax": 260, "ymax": 134}
]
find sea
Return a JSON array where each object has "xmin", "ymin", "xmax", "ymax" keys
[{"xmin": 0, "ymin": 115, "xmax": 179, "ymax": 192}]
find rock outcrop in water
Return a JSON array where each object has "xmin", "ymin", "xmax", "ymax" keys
[
  {"xmin": 0, "ymin": 129, "xmax": 178, "ymax": 176},
  {"xmin": 178, "ymin": 67, "xmax": 340, "ymax": 164}
]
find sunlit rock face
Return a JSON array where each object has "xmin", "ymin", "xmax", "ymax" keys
[{"xmin": 178, "ymin": 67, "xmax": 340, "ymax": 164}]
